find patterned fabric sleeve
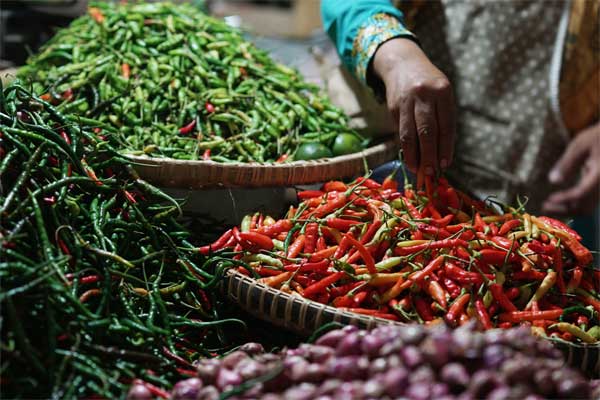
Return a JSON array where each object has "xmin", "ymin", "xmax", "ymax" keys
[
  {"xmin": 321, "ymin": 0, "xmax": 415, "ymax": 89},
  {"xmin": 352, "ymin": 13, "xmax": 415, "ymax": 85}
]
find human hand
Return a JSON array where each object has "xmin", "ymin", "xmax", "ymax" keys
[
  {"xmin": 372, "ymin": 38, "xmax": 455, "ymax": 175},
  {"xmin": 542, "ymin": 122, "xmax": 600, "ymax": 216}
]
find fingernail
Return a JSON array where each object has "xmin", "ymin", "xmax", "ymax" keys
[
  {"xmin": 440, "ymin": 158, "xmax": 448, "ymax": 169},
  {"xmin": 548, "ymin": 169, "xmax": 562, "ymax": 184},
  {"xmin": 425, "ymin": 166, "xmax": 434, "ymax": 176}
]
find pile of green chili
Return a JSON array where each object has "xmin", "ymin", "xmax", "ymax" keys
[
  {"xmin": 17, "ymin": 2, "xmax": 366, "ymax": 163},
  {"xmin": 0, "ymin": 82, "xmax": 245, "ymax": 399}
]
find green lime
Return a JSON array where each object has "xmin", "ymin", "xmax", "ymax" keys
[
  {"xmin": 331, "ymin": 133, "xmax": 363, "ymax": 156},
  {"xmin": 294, "ymin": 142, "xmax": 333, "ymax": 160}
]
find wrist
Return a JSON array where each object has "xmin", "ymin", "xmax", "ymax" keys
[{"xmin": 372, "ymin": 37, "xmax": 424, "ymax": 85}]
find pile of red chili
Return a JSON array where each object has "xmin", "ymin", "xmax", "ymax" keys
[{"xmin": 201, "ymin": 175, "xmax": 599, "ymax": 344}]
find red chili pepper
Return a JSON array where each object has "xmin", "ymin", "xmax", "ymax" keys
[
  {"xmin": 79, "ymin": 288, "xmax": 102, "ymax": 303},
  {"xmin": 443, "ymin": 262, "xmax": 484, "ymax": 284},
  {"xmin": 417, "ymin": 223, "xmax": 451, "ymax": 239},
  {"xmin": 202, "ymin": 148, "xmax": 211, "ymax": 160},
  {"xmin": 275, "ymin": 153, "xmax": 289, "ymax": 163},
  {"xmin": 353, "ymin": 177, "xmax": 381, "ymax": 189},
  {"xmin": 414, "ymin": 297, "xmax": 434, "ymax": 321},
  {"xmin": 578, "ymin": 292, "xmax": 600, "ymax": 314},
  {"xmin": 60, "ymin": 131, "xmax": 71, "ymax": 145},
  {"xmin": 328, "ymin": 281, "xmax": 363, "ymax": 298},
  {"xmin": 561, "ymin": 235, "xmax": 592, "ymax": 266},
  {"xmin": 344, "ymin": 233, "xmax": 377, "ymax": 274},
  {"xmin": 326, "ymin": 218, "xmax": 361, "ymax": 231},
  {"xmin": 323, "ymin": 181, "xmax": 347, "ymax": 192},
  {"xmin": 402, "ymin": 198, "xmax": 422, "ymax": 220},
  {"xmin": 121, "ymin": 63, "xmax": 131, "ymax": 79},
  {"xmin": 304, "ymin": 222, "xmax": 319, "ymax": 254},
  {"xmin": 382, "ymin": 175, "xmax": 398, "ymax": 191},
  {"xmin": 352, "ymin": 291, "xmax": 368, "ymax": 306},
  {"xmin": 478, "ymin": 248, "xmax": 518, "ymax": 265},
  {"xmin": 310, "ymin": 193, "xmax": 347, "ymax": 218},
  {"xmin": 179, "ymin": 119, "xmax": 196, "ymax": 135},
  {"xmin": 474, "ymin": 297, "xmax": 493, "ymax": 330},
  {"xmin": 489, "ymin": 283, "xmax": 517, "ymax": 312},
  {"xmin": 123, "ymin": 190, "xmax": 137, "ymax": 204},
  {"xmin": 309, "ymin": 246, "xmax": 337, "ymax": 262},
  {"xmin": 332, "ymin": 295, "xmax": 354, "ymax": 308},
  {"xmin": 205, "ymin": 101, "xmax": 215, "ymax": 113},
  {"xmin": 409, "ymin": 255, "xmax": 444, "ymax": 282},
  {"xmin": 498, "ymin": 219, "xmax": 521, "ymax": 236},
  {"xmin": 537, "ymin": 216, "xmax": 582, "ymax": 241},
  {"xmin": 473, "ymin": 213, "xmax": 485, "ymax": 232},
  {"xmin": 238, "ymin": 231, "xmax": 274, "ymax": 251},
  {"xmin": 427, "ymin": 280, "xmax": 448, "ymax": 308},
  {"xmin": 286, "ymin": 234, "xmax": 305, "ymax": 258},
  {"xmin": 498, "ymin": 309, "xmax": 563, "ymax": 323},
  {"xmin": 445, "ymin": 293, "xmax": 471, "ymax": 324},
  {"xmin": 505, "ymin": 287, "xmax": 520, "ymax": 300},
  {"xmin": 284, "ymin": 259, "xmax": 329, "ymax": 273},
  {"xmin": 316, "ymin": 236, "xmax": 326, "ymax": 251},
  {"xmin": 297, "ymin": 190, "xmax": 324, "ymax": 200},
  {"xmin": 426, "ymin": 203, "xmax": 442, "ymax": 220},
  {"xmin": 361, "ymin": 220, "xmax": 383, "ymax": 245},
  {"xmin": 303, "ymin": 271, "xmax": 346, "ymax": 298},
  {"xmin": 490, "ymin": 236, "xmax": 518, "ymax": 252},
  {"xmin": 566, "ymin": 267, "xmax": 583, "ymax": 292},
  {"xmin": 62, "ymin": 88, "xmax": 73, "ymax": 101},
  {"xmin": 441, "ymin": 277, "xmax": 461, "ymax": 298},
  {"xmin": 430, "ymin": 214, "xmax": 454, "ymax": 228},
  {"xmin": 512, "ymin": 270, "xmax": 547, "ymax": 280},
  {"xmin": 527, "ymin": 240, "xmax": 554, "ymax": 255},
  {"xmin": 80, "ymin": 275, "xmax": 102, "ymax": 285},
  {"xmin": 89, "ymin": 6, "xmax": 105, "ymax": 23},
  {"xmin": 552, "ymin": 241, "xmax": 566, "ymax": 293},
  {"xmin": 258, "ymin": 219, "xmax": 292, "ymax": 237},
  {"xmin": 198, "ymin": 229, "xmax": 233, "ymax": 254},
  {"xmin": 57, "ymin": 237, "xmax": 71, "ymax": 256}
]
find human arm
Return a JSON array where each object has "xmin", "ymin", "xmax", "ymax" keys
[
  {"xmin": 321, "ymin": 0, "xmax": 455, "ymax": 174},
  {"xmin": 542, "ymin": 122, "xmax": 600, "ymax": 216}
]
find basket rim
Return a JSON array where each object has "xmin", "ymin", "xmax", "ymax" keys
[
  {"xmin": 226, "ymin": 270, "xmax": 600, "ymax": 350},
  {"xmin": 225, "ymin": 269, "xmax": 401, "ymax": 328},
  {"xmin": 125, "ymin": 137, "xmax": 399, "ymax": 168}
]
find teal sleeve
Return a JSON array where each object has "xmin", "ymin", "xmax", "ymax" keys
[{"xmin": 321, "ymin": 0, "xmax": 415, "ymax": 84}]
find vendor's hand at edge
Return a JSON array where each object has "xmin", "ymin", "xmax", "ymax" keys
[
  {"xmin": 372, "ymin": 38, "xmax": 456, "ymax": 175},
  {"xmin": 542, "ymin": 122, "xmax": 600, "ymax": 216}
]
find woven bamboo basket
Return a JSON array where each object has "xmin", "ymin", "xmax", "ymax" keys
[
  {"xmin": 224, "ymin": 270, "xmax": 599, "ymax": 377},
  {"xmin": 126, "ymin": 138, "xmax": 399, "ymax": 189}
]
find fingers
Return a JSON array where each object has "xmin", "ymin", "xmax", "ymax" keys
[
  {"xmin": 436, "ymin": 86, "xmax": 455, "ymax": 170},
  {"xmin": 548, "ymin": 133, "xmax": 590, "ymax": 184},
  {"xmin": 542, "ymin": 162, "xmax": 600, "ymax": 216},
  {"xmin": 414, "ymin": 97, "xmax": 438, "ymax": 175},
  {"xmin": 398, "ymin": 98, "xmax": 418, "ymax": 172}
]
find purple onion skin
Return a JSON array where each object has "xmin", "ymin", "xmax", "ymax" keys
[
  {"xmin": 284, "ymin": 383, "xmax": 317, "ymax": 400},
  {"xmin": 221, "ymin": 351, "xmax": 248, "ymax": 369},
  {"xmin": 315, "ymin": 330, "xmax": 346, "ymax": 348},
  {"xmin": 126, "ymin": 384, "xmax": 152, "ymax": 400},
  {"xmin": 195, "ymin": 358, "xmax": 220, "ymax": 384},
  {"xmin": 196, "ymin": 386, "xmax": 219, "ymax": 400},
  {"xmin": 216, "ymin": 368, "xmax": 242, "ymax": 390},
  {"xmin": 171, "ymin": 378, "xmax": 203, "ymax": 400},
  {"xmin": 400, "ymin": 345, "xmax": 423, "ymax": 368},
  {"xmin": 238, "ymin": 342, "xmax": 264, "ymax": 355},
  {"xmin": 406, "ymin": 382, "xmax": 435, "ymax": 400},
  {"xmin": 335, "ymin": 332, "xmax": 363, "ymax": 356},
  {"xmin": 468, "ymin": 370, "xmax": 501, "ymax": 398},
  {"xmin": 383, "ymin": 368, "xmax": 408, "ymax": 397},
  {"xmin": 440, "ymin": 362, "xmax": 470, "ymax": 388}
]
